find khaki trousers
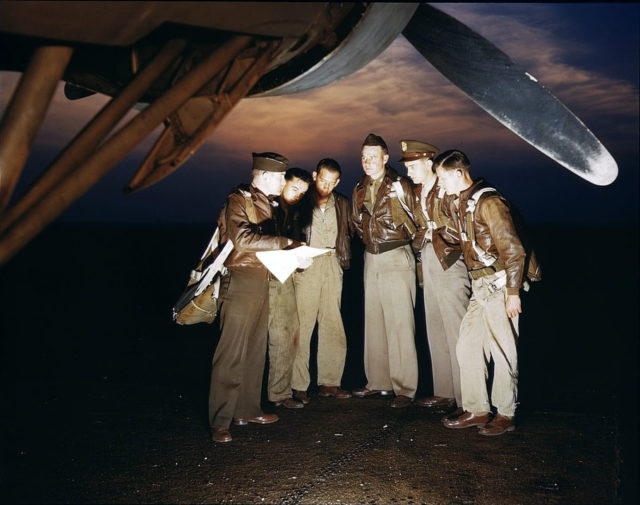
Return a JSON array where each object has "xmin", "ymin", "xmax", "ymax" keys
[
  {"xmin": 267, "ymin": 276, "xmax": 299, "ymax": 402},
  {"xmin": 421, "ymin": 242, "xmax": 471, "ymax": 405},
  {"xmin": 363, "ymin": 244, "xmax": 418, "ymax": 397},
  {"xmin": 292, "ymin": 254, "xmax": 346, "ymax": 390},
  {"xmin": 457, "ymin": 273, "xmax": 519, "ymax": 417},
  {"xmin": 208, "ymin": 272, "xmax": 269, "ymax": 429}
]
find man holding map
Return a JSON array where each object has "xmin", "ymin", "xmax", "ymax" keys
[{"xmin": 209, "ymin": 152, "xmax": 303, "ymax": 443}]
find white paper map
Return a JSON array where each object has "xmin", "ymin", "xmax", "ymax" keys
[{"xmin": 256, "ymin": 246, "xmax": 332, "ymax": 283}]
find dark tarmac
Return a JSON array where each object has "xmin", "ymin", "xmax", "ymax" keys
[{"xmin": 1, "ymin": 224, "xmax": 637, "ymax": 504}]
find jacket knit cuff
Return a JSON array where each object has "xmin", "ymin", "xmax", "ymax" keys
[{"xmin": 506, "ymin": 287, "xmax": 520, "ymax": 296}]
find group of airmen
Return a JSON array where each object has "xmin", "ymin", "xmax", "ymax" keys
[{"xmin": 208, "ymin": 132, "xmax": 533, "ymax": 443}]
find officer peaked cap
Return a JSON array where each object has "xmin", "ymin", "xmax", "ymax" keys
[{"xmin": 398, "ymin": 139, "xmax": 440, "ymax": 162}]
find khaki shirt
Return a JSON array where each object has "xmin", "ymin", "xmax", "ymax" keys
[
  {"xmin": 309, "ymin": 193, "xmax": 338, "ymax": 249},
  {"xmin": 364, "ymin": 175, "xmax": 383, "ymax": 214}
]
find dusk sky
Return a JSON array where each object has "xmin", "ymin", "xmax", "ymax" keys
[{"xmin": 1, "ymin": 3, "xmax": 638, "ymax": 226}]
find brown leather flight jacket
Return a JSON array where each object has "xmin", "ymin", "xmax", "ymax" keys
[
  {"xmin": 445, "ymin": 179, "xmax": 526, "ymax": 295},
  {"xmin": 412, "ymin": 181, "xmax": 463, "ymax": 270},
  {"xmin": 299, "ymin": 191, "xmax": 352, "ymax": 270},
  {"xmin": 351, "ymin": 167, "xmax": 417, "ymax": 254},
  {"xmin": 218, "ymin": 184, "xmax": 290, "ymax": 276}
]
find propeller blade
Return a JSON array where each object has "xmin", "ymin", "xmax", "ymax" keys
[{"xmin": 402, "ymin": 4, "xmax": 617, "ymax": 186}]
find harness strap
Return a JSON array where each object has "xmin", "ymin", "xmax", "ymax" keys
[
  {"xmin": 194, "ymin": 227, "xmax": 220, "ymax": 273},
  {"xmin": 194, "ymin": 240, "xmax": 234, "ymax": 296},
  {"xmin": 461, "ymin": 187, "xmax": 500, "ymax": 267},
  {"xmin": 239, "ymin": 189, "xmax": 258, "ymax": 224},
  {"xmin": 191, "ymin": 188, "xmax": 257, "ymax": 290},
  {"xmin": 391, "ymin": 180, "xmax": 417, "ymax": 236}
]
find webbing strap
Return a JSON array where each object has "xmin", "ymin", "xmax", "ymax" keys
[
  {"xmin": 391, "ymin": 180, "xmax": 417, "ymax": 236},
  {"xmin": 192, "ymin": 227, "xmax": 220, "ymax": 274},
  {"xmin": 191, "ymin": 188, "xmax": 257, "ymax": 289},
  {"xmin": 462, "ymin": 187, "xmax": 499, "ymax": 267},
  {"xmin": 200, "ymin": 228, "xmax": 219, "ymax": 262},
  {"xmin": 240, "ymin": 190, "xmax": 258, "ymax": 224},
  {"xmin": 194, "ymin": 241, "xmax": 234, "ymax": 296},
  {"xmin": 391, "ymin": 181, "xmax": 412, "ymax": 217}
]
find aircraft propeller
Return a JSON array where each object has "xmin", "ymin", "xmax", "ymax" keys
[{"xmin": 402, "ymin": 4, "xmax": 617, "ymax": 186}]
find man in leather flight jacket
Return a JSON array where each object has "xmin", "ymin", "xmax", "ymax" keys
[
  {"xmin": 400, "ymin": 139, "xmax": 471, "ymax": 418},
  {"xmin": 435, "ymin": 149, "xmax": 526, "ymax": 436},
  {"xmin": 292, "ymin": 158, "xmax": 353, "ymax": 403},
  {"xmin": 350, "ymin": 133, "xmax": 420, "ymax": 408},
  {"xmin": 209, "ymin": 152, "xmax": 302, "ymax": 443}
]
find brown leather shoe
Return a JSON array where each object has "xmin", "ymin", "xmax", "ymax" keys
[
  {"xmin": 211, "ymin": 426, "xmax": 232, "ymax": 443},
  {"xmin": 443, "ymin": 411, "xmax": 490, "ymax": 429},
  {"xmin": 233, "ymin": 413, "xmax": 279, "ymax": 426},
  {"xmin": 352, "ymin": 387, "xmax": 394, "ymax": 398},
  {"xmin": 478, "ymin": 414, "xmax": 515, "ymax": 436},
  {"xmin": 318, "ymin": 385, "xmax": 352, "ymax": 399},
  {"xmin": 293, "ymin": 389, "xmax": 310, "ymax": 404},
  {"xmin": 441, "ymin": 407, "xmax": 464, "ymax": 423},
  {"xmin": 274, "ymin": 397, "xmax": 304, "ymax": 409},
  {"xmin": 390, "ymin": 395, "xmax": 412, "ymax": 408},
  {"xmin": 415, "ymin": 396, "xmax": 455, "ymax": 408}
]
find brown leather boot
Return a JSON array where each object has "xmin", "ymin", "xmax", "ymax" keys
[
  {"xmin": 443, "ymin": 411, "xmax": 490, "ymax": 429},
  {"xmin": 293, "ymin": 389, "xmax": 310, "ymax": 404},
  {"xmin": 478, "ymin": 414, "xmax": 515, "ymax": 436},
  {"xmin": 390, "ymin": 395, "xmax": 412, "ymax": 408},
  {"xmin": 274, "ymin": 397, "xmax": 304, "ymax": 409},
  {"xmin": 233, "ymin": 414, "xmax": 279, "ymax": 426},
  {"xmin": 318, "ymin": 385, "xmax": 352, "ymax": 398},
  {"xmin": 211, "ymin": 426, "xmax": 232, "ymax": 443},
  {"xmin": 441, "ymin": 407, "xmax": 464, "ymax": 423}
]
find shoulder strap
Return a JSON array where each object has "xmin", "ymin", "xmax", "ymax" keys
[
  {"xmin": 193, "ymin": 188, "xmax": 252, "ymax": 277},
  {"xmin": 468, "ymin": 187, "xmax": 498, "ymax": 209},
  {"xmin": 391, "ymin": 180, "xmax": 411, "ymax": 215},
  {"xmin": 194, "ymin": 227, "xmax": 220, "ymax": 272},
  {"xmin": 194, "ymin": 240, "xmax": 234, "ymax": 296},
  {"xmin": 390, "ymin": 179, "xmax": 417, "ymax": 236},
  {"xmin": 425, "ymin": 186, "xmax": 448, "ymax": 231},
  {"xmin": 461, "ymin": 187, "xmax": 500, "ymax": 267},
  {"xmin": 239, "ymin": 189, "xmax": 258, "ymax": 224}
]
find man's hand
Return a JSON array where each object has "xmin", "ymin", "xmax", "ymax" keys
[
  {"xmin": 505, "ymin": 294, "xmax": 522, "ymax": 319},
  {"xmin": 285, "ymin": 239, "xmax": 306, "ymax": 249}
]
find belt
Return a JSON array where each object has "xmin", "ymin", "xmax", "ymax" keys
[
  {"xmin": 469, "ymin": 265, "xmax": 504, "ymax": 280},
  {"xmin": 366, "ymin": 240, "xmax": 410, "ymax": 254}
]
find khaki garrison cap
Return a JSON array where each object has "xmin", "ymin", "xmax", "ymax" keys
[
  {"xmin": 362, "ymin": 133, "xmax": 389, "ymax": 154},
  {"xmin": 398, "ymin": 139, "xmax": 440, "ymax": 162},
  {"xmin": 252, "ymin": 152, "xmax": 289, "ymax": 172}
]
